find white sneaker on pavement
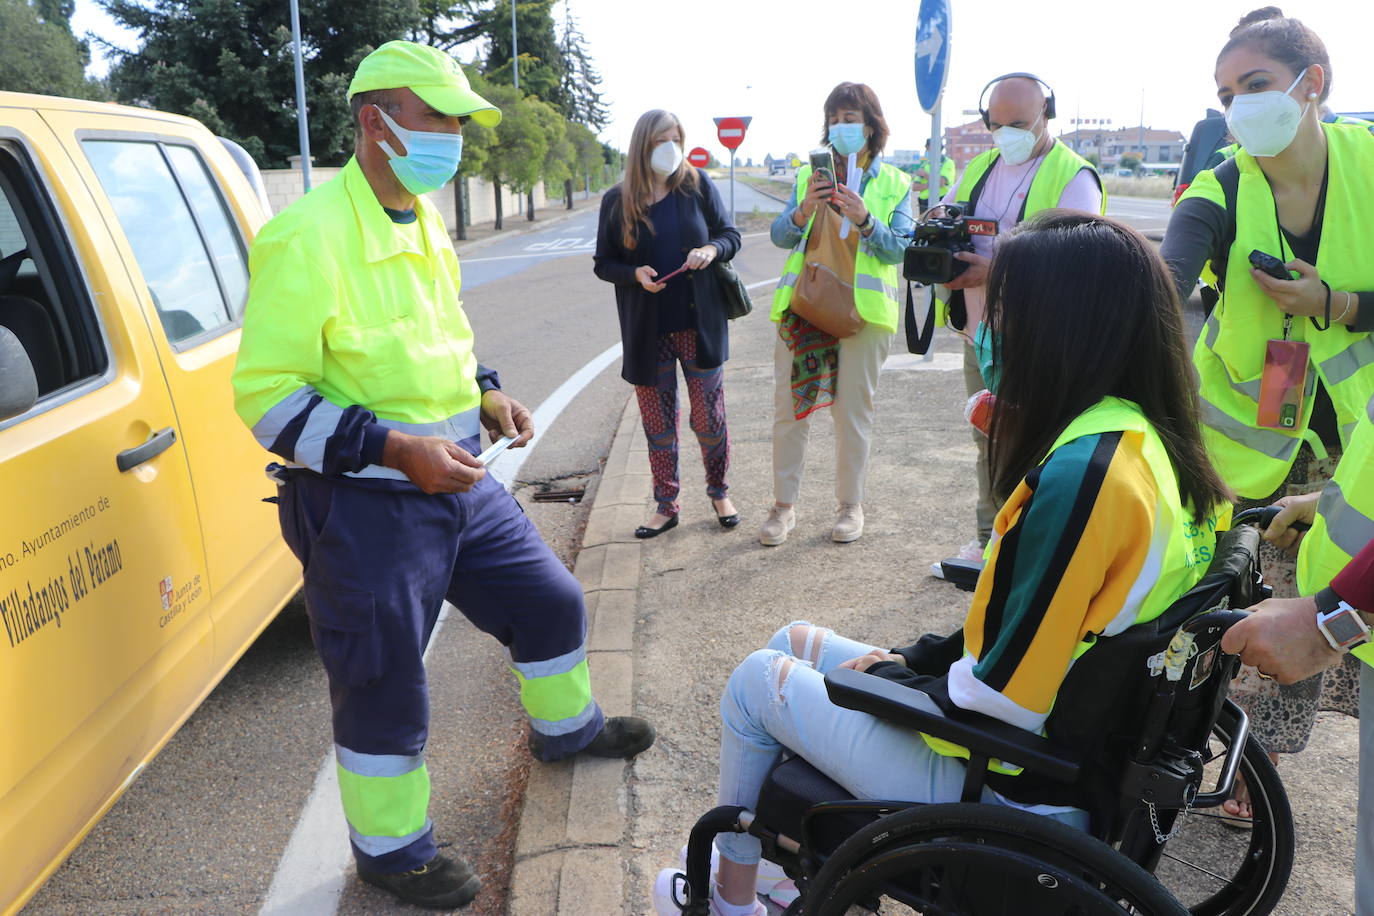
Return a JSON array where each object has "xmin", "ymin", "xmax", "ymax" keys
[
  {"xmin": 759, "ymin": 505, "xmax": 796, "ymax": 547},
  {"xmin": 831, "ymin": 503, "xmax": 864, "ymax": 543},
  {"xmin": 652, "ymin": 868, "xmax": 766, "ymax": 916}
]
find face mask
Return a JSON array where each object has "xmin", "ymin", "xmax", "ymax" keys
[
  {"xmin": 650, "ymin": 140, "xmax": 684, "ymax": 176},
  {"xmin": 1225, "ymin": 67, "xmax": 1310, "ymax": 158},
  {"xmin": 828, "ymin": 122, "xmax": 868, "ymax": 156},
  {"xmin": 374, "ymin": 105, "xmax": 463, "ymax": 195},
  {"xmin": 973, "ymin": 321, "xmax": 1002, "ymax": 393},
  {"xmin": 992, "ymin": 116, "xmax": 1041, "ymax": 167}
]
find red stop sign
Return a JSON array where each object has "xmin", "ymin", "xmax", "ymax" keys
[
  {"xmin": 715, "ymin": 116, "xmax": 749, "ymax": 151},
  {"xmin": 687, "ymin": 147, "xmax": 710, "ymax": 167}
]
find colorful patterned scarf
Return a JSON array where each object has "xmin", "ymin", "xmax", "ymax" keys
[{"xmin": 779, "ymin": 309, "xmax": 839, "ymax": 420}]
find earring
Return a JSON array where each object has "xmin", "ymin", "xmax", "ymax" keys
[{"xmin": 1308, "ymin": 92, "xmax": 1319, "ymax": 99}]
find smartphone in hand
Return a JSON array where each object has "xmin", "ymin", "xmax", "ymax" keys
[
  {"xmin": 808, "ymin": 148, "xmax": 842, "ymax": 212},
  {"xmin": 1249, "ymin": 249, "xmax": 1293, "ymax": 281}
]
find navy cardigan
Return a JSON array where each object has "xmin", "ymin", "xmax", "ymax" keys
[{"xmin": 592, "ymin": 170, "xmax": 742, "ymax": 386}]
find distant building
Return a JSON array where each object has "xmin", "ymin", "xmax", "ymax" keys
[
  {"xmin": 887, "ymin": 149, "xmax": 923, "ymax": 168},
  {"xmin": 1059, "ymin": 126, "xmax": 1185, "ymax": 168},
  {"xmin": 944, "ymin": 118, "xmax": 994, "ymax": 171}
]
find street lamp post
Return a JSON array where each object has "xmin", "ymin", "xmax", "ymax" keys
[
  {"xmin": 511, "ymin": 0, "xmax": 519, "ymax": 90},
  {"xmin": 289, "ymin": 0, "xmax": 312, "ymax": 191}
]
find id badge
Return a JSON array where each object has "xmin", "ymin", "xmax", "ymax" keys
[{"xmin": 1257, "ymin": 338, "xmax": 1310, "ymax": 429}]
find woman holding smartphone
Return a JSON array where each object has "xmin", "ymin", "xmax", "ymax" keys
[
  {"xmin": 759, "ymin": 82, "xmax": 914, "ymax": 547},
  {"xmin": 594, "ymin": 110, "xmax": 742, "ymax": 539},
  {"xmin": 1160, "ymin": 7, "xmax": 1374, "ymax": 818}
]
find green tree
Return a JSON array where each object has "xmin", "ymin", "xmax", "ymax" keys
[
  {"xmin": 0, "ymin": 0, "xmax": 105, "ymax": 99},
  {"xmin": 557, "ymin": 6, "xmax": 607, "ymax": 129},
  {"xmin": 470, "ymin": 81, "xmax": 546, "ymax": 230},
  {"xmin": 481, "ymin": 0, "xmax": 564, "ymax": 110},
  {"xmin": 529, "ymin": 97, "xmax": 572, "ymax": 215},
  {"xmin": 1120, "ymin": 153, "xmax": 1141, "ymax": 173},
  {"xmin": 100, "ymin": 0, "xmax": 421, "ymax": 167},
  {"xmin": 566, "ymin": 120, "xmax": 602, "ymax": 194}
]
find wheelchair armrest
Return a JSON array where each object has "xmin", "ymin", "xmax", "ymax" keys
[{"xmin": 824, "ymin": 668, "xmax": 1081, "ymax": 784}]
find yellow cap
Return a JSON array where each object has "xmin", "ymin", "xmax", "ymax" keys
[{"xmin": 348, "ymin": 41, "xmax": 501, "ymax": 127}]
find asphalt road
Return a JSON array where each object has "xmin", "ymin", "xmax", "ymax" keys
[{"xmin": 20, "ymin": 192, "xmax": 1181, "ymax": 916}]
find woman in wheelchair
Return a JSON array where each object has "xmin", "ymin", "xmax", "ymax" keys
[{"xmin": 656, "ymin": 211, "xmax": 1234, "ymax": 916}]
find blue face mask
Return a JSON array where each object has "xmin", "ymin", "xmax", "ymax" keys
[
  {"xmin": 828, "ymin": 122, "xmax": 867, "ymax": 156},
  {"xmin": 973, "ymin": 321, "xmax": 1002, "ymax": 393},
  {"xmin": 375, "ymin": 105, "xmax": 463, "ymax": 195}
]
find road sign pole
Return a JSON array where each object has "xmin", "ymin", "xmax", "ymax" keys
[
  {"xmin": 929, "ymin": 103, "xmax": 942, "ymax": 211},
  {"xmin": 730, "ymin": 154, "xmax": 736, "ymax": 225},
  {"xmin": 289, "ymin": 0, "xmax": 311, "ymax": 192}
]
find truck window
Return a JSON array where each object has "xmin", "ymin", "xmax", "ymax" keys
[
  {"xmin": 82, "ymin": 140, "xmax": 249, "ymax": 349},
  {"xmin": 0, "ymin": 143, "xmax": 108, "ymax": 402}
]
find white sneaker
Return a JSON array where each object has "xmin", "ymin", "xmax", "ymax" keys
[
  {"xmin": 677, "ymin": 845, "xmax": 788, "ymax": 894},
  {"xmin": 831, "ymin": 503, "xmax": 864, "ymax": 543},
  {"xmin": 652, "ymin": 868, "xmax": 766, "ymax": 915},
  {"xmin": 759, "ymin": 505, "xmax": 796, "ymax": 546}
]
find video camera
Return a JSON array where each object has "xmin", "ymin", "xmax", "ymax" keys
[{"xmin": 902, "ymin": 206, "xmax": 992, "ymax": 286}]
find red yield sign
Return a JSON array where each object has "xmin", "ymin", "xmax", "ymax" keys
[
  {"xmin": 714, "ymin": 116, "xmax": 751, "ymax": 151},
  {"xmin": 686, "ymin": 147, "xmax": 710, "ymax": 168}
]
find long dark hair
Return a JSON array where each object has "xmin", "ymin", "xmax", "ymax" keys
[{"xmin": 984, "ymin": 211, "xmax": 1230, "ymax": 522}]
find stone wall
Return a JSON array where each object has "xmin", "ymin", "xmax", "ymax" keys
[{"xmin": 258, "ymin": 165, "xmax": 568, "ymax": 231}]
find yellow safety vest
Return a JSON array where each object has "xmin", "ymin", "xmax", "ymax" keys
[
  {"xmin": 1299, "ymin": 393, "xmax": 1374, "ymax": 668},
  {"xmin": 924, "ymin": 397, "xmax": 1217, "ymax": 772},
  {"xmin": 1181, "ymin": 122, "xmax": 1374, "ymax": 499},
  {"xmin": 771, "ymin": 162, "xmax": 910, "ymax": 333},
  {"xmin": 934, "ymin": 140, "xmax": 1104, "ymax": 326}
]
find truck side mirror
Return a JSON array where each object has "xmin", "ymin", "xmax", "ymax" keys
[{"xmin": 0, "ymin": 325, "xmax": 38, "ymax": 422}]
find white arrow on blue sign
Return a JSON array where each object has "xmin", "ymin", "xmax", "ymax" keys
[{"xmin": 915, "ymin": 0, "xmax": 951, "ymax": 114}]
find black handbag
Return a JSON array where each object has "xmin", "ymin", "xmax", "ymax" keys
[{"xmin": 712, "ymin": 259, "xmax": 753, "ymax": 320}]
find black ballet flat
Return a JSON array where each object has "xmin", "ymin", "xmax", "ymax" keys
[
  {"xmin": 634, "ymin": 514, "xmax": 679, "ymax": 539},
  {"xmin": 716, "ymin": 512, "xmax": 741, "ymax": 529}
]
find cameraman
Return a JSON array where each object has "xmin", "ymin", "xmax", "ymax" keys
[{"xmin": 930, "ymin": 73, "xmax": 1103, "ymax": 573}]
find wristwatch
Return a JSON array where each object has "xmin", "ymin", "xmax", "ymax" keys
[{"xmin": 1315, "ymin": 587, "xmax": 1371, "ymax": 652}]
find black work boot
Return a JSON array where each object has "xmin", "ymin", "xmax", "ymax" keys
[
  {"xmin": 530, "ymin": 715, "xmax": 657, "ymax": 761},
  {"xmin": 357, "ymin": 853, "xmax": 481, "ymax": 910}
]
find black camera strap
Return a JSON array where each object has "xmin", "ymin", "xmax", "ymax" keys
[{"xmin": 904, "ymin": 281, "xmax": 937, "ymax": 355}]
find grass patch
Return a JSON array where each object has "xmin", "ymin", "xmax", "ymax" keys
[{"xmin": 1103, "ymin": 175, "xmax": 1174, "ymax": 199}]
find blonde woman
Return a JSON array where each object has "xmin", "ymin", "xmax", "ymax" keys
[{"xmin": 594, "ymin": 110, "xmax": 742, "ymax": 538}]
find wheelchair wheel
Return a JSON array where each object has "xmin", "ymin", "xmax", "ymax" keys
[
  {"xmin": 802, "ymin": 803, "xmax": 1186, "ymax": 916},
  {"xmin": 1148, "ymin": 707, "xmax": 1293, "ymax": 916}
]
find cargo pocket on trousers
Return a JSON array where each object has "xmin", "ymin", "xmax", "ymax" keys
[{"xmin": 304, "ymin": 582, "xmax": 383, "ymax": 688}]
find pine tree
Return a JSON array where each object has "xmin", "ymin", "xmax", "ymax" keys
[{"xmin": 557, "ymin": 6, "xmax": 608, "ymax": 130}]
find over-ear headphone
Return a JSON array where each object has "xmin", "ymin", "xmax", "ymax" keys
[{"xmin": 978, "ymin": 72, "xmax": 1057, "ymax": 130}]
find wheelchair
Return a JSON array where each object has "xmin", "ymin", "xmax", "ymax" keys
[{"xmin": 665, "ymin": 523, "xmax": 1294, "ymax": 915}]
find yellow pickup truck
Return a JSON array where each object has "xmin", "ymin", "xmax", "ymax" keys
[{"xmin": 0, "ymin": 92, "xmax": 300, "ymax": 914}]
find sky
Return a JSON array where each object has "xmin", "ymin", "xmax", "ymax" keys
[{"xmin": 71, "ymin": 0, "xmax": 1374, "ymax": 162}]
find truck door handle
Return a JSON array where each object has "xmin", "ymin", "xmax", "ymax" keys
[{"xmin": 117, "ymin": 427, "xmax": 177, "ymax": 472}]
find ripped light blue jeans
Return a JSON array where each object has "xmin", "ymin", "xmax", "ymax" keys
[{"xmin": 714, "ymin": 621, "xmax": 1089, "ymax": 865}]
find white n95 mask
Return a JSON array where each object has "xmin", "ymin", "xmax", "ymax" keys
[
  {"xmin": 992, "ymin": 116, "xmax": 1041, "ymax": 167},
  {"xmin": 651, "ymin": 141, "xmax": 684, "ymax": 176},
  {"xmin": 1226, "ymin": 66, "xmax": 1310, "ymax": 158}
]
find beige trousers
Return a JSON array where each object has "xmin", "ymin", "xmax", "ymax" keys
[{"xmin": 771, "ymin": 322, "xmax": 892, "ymax": 507}]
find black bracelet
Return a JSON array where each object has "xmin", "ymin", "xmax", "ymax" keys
[{"xmin": 1311, "ymin": 280, "xmax": 1332, "ymax": 331}]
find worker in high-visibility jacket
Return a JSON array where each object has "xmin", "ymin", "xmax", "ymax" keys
[
  {"xmin": 231, "ymin": 41, "xmax": 654, "ymax": 911},
  {"xmin": 1224, "ymin": 394, "xmax": 1374, "ymax": 914},
  {"xmin": 929, "ymin": 72, "xmax": 1103, "ymax": 574},
  {"xmin": 1166, "ymin": 5, "xmax": 1374, "ymax": 858},
  {"xmin": 912, "ymin": 138, "xmax": 957, "ymax": 214}
]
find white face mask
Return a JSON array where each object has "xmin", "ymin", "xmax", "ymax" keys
[
  {"xmin": 992, "ymin": 115, "xmax": 1042, "ymax": 166},
  {"xmin": 1225, "ymin": 67, "xmax": 1311, "ymax": 158},
  {"xmin": 650, "ymin": 140, "xmax": 684, "ymax": 176}
]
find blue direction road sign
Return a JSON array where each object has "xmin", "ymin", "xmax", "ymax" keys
[{"xmin": 915, "ymin": 0, "xmax": 950, "ymax": 114}]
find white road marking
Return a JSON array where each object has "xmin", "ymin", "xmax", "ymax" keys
[
  {"xmin": 462, "ymin": 247, "xmax": 594, "ymax": 264},
  {"xmin": 258, "ymin": 340, "xmax": 629, "ymax": 916}
]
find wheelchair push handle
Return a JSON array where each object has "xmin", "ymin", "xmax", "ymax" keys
[{"xmin": 1232, "ymin": 504, "xmax": 1311, "ymax": 533}]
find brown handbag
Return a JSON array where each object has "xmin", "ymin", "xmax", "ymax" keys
[{"xmin": 789, "ymin": 206, "xmax": 865, "ymax": 338}]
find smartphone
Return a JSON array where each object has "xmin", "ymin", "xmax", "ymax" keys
[
  {"xmin": 476, "ymin": 435, "xmax": 517, "ymax": 466},
  {"xmin": 808, "ymin": 148, "xmax": 836, "ymax": 189},
  {"xmin": 1249, "ymin": 249, "xmax": 1292, "ymax": 281}
]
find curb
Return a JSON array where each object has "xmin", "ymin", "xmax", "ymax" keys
[
  {"xmin": 452, "ymin": 193, "xmax": 603, "ymax": 255},
  {"xmin": 510, "ymin": 393, "xmax": 648, "ymax": 915}
]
